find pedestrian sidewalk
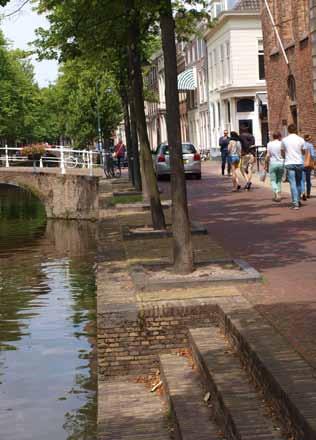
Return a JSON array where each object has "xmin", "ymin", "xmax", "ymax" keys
[{"xmin": 182, "ymin": 161, "xmax": 316, "ymax": 371}]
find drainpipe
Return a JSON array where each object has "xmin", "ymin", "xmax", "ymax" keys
[
  {"xmin": 263, "ymin": 0, "xmax": 289, "ymax": 65},
  {"xmin": 203, "ymin": 38, "xmax": 211, "ymax": 154}
]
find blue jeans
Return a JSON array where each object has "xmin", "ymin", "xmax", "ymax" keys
[
  {"xmin": 301, "ymin": 168, "xmax": 312, "ymax": 196},
  {"xmin": 286, "ymin": 164, "xmax": 303, "ymax": 206},
  {"xmin": 221, "ymin": 149, "xmax": 231, "ymax": 175}
]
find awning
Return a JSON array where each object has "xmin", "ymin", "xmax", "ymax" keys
[
  {"xmin": 257, "ymin": 93, "xmax": 268, "ymax": 105},
  {"xmin": 178, "ymin": 67, "xmax": 197, "ymax": 91}
]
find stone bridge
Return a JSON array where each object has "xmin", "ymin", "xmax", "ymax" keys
[{"xmin": 0, "ymin": 168, "xmax": 99, "ymax": 220}]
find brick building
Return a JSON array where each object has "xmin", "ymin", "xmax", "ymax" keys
[{"xmin": 261, "ymin": 0, "xmax": 316, "ymax": 139}]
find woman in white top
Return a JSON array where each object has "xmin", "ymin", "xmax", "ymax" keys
[{"xmin": 266, "ymin": 131, "xmax": 284, "ymax": 202}]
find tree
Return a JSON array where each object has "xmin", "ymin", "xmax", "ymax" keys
[
  {"xmin": 34, "ymin": 0, "xmax": 211, "ymax": 271},
  {"xmin": 34, "ymin": 0, "xmax": 166, "ymax": 229},
  {"xmin": 126, "ymin": 1, "xmax": 166, "ymax": 228},
  {"xmin": 159, "ymin": 0, "xmax": 193, "ymax": 273},
  {"xmin": 0, "ymin": 31, "xmax": 43, "ymax": 146},
  {"xmin": 54, "ymin": 59, "xmax": 122, "ymax": 147}
]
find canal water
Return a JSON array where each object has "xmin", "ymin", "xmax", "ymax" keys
[{"xmin": 0, "ymin": 184, "xmax": 98, "ymax": 439}]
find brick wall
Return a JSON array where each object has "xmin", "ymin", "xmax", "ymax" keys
[
  {"xmin": 261, "ymin": 0, "xmax": 316, "ymax": 141},
  {"xmin": 98, "ymin": 301, "xmax": 218, "ymax": 379}
]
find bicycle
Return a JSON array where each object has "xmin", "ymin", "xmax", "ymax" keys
[
  {"xmin": 65, "ymin": 154, "xmax": 84, "ymax": 168},
  {"xmin": 103, "ymin": 152, "xmax": 121, "ymax": 178},
  {"xmin": 200, "ymin": 149, "xmax": 210, "ymax": 161}
]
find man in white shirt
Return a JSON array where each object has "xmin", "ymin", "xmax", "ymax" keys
[{"xmin": 281, "ymin": 124, "xmax": 305, "ymax": 210}]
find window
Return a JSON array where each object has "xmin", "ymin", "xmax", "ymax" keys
[
  {"xmin": 213, "ymin": 49, "xmax": 217, "ymax": 88},
  {"xmin": 225, "ymin": 41, "xmax": 230, "ymax": 84},
  {"xmin": 211, "ymin": 103, "xmax": 216, "ymax": 129},
  {"xmin": 220, "ymin": 45, "xmax": 225, "ymax": 85},
  {"xmin": 239, "ymin": 120, "xmax": 253, "ymax": 134},
  {"xmin": 227, "ymin": 0, "xmax": 238, "ymax": 8},
  {"xmin": 237, "ymin": 99, "xmax": 255, "ymax": 113},
  {"xmin": 227, "ymin": 100, "xmax": 231, "ymax": 123},
  {"xmin": 199, "ymin": 71, "xmax": 203, "ymax": 104},
  {"xmin": 258, "ymin": 40, "xmax": 265, "ymax": 80},
  {"xmin": 211, "ymin": 2, "xmax": 222, "ymax": 18},
  {"xmin": 162, "ymin": 144, "xmax": 196, "ymax": 155},
  {"xmin": 199, "ymin": 40, "xmax": 204, "ymax": 59},
  {"xmin": 288, "ymin": 75, "xmax": 296, "ymax": 102},
  {"xmin": 209, "ymin": 52, "xmax": 214, "ymax": 90}
]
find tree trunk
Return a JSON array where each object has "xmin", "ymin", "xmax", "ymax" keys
[
  {"xmin": 128, "ymin": 90, "xmax": 142, "ymax": 192},
  {"xmin": 127, "ymin": 6, "xmax": 166, "ymax": 230},
  {"xmin": 120, "ymin": 86, "xmax": 135, "ymax": 183},
  {"xmin": 160, "ymin": 0, "xmax": 194, "ymax": 273}
]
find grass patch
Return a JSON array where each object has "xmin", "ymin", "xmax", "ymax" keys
[{"xmin": 110, "ymin": 194, "xmax": 143, "ymax": 205}]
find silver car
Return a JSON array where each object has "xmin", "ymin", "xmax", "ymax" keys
[{"xmin": 153, "ymin": 143, "xmax": 201, "ymax": 180}]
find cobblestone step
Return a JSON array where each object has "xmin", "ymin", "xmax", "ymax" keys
[
  {"xmin": 189, "ymin": 327, "xmax": 283, "ymax": 440},
  {"xmin": 218, "ymin": 302, "xmax": 316, "ymax": 440},
  {"xmin": 160, "ymin": 353, "xmax": 220, "ymax": 440},
  {"xmin": 98, "ymin": 379, "xmax": 170, "ymax": 440}
]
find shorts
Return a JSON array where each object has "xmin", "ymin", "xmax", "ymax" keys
[
  {"xmin": 228, "ymin": 155, "xmax": 240, "ymax": 165},
  {"xmin": 241, "ymin": 154, "xmax": 255, "ymax": 173}
]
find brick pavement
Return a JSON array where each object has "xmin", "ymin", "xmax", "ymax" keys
[
  {"xmin": 97, "ymin": 172, "xmax": 316, "ymax": 438},
  {"xmin": 160, "ymin": 162, "xmax": 316, "ymax": 370},
  {"xmin": 98, "ymin": 380, "xmax": 170, "ymax": 440}
]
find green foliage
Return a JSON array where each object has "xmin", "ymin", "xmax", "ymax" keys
[
  {"xmin": 0, "ymin": 27, "xmax": 122, "ymax": 147},
  {"xmin": 0, "ymin": 31, "xmax": 43, "ymax": 145},
  {"xmin": 54, "ymin": 58, "xmax": 122, "ymax": 147},
  {"xmin": 0, "ymin": 1, "xmax": 211, "ymax": 148},
  {"xmin": 110, "ymin": 194, "xmax": 143, "ymax": 205}
]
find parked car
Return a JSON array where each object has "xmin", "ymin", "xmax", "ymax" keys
[{"xmin": 153, "ymin": 143, "xmax": 201, "ymax": 179}]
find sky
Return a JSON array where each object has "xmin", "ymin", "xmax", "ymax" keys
[{"xmin": 1, "ymin": 0, "xmax": 59, "ymax": 87}]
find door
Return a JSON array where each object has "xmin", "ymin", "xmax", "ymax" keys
[{"xmin": 238, "ymin": 119, "xmax": 253, "ymax": 134}]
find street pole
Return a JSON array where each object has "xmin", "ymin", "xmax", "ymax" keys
[{"xmin": 96, "ymin": 80, "xmax": 103, "ymax": 164}]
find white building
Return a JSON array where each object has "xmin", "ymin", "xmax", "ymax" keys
[
  {"xmin": 205, "ymin": 0, "xmax": 268, "ymax": 157},
  {"xmin": 145, "ymin": 50, "xmax": 168, "ymax": 151},
  {"xmin": 182, "ymin": 33, "xmax": 210, "ymax": 152}
]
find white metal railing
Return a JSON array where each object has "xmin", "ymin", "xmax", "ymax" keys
[{"xmin": 0, "ymin": 145, "xmax": 101, "ymax": 176}]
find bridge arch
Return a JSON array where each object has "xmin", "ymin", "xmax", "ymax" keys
[
  {"xmin": 0, "ymin": 179, "xmax": 47, "ymax": 214},
  {"xmin": 0, "ymin": 170, "xmax": 99, "ymax": 220}
]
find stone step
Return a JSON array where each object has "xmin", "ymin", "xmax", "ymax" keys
[
  {"xmin": 98, "ymin": 379, "xmax": 170, "ymax": 440},
  {"xmin": 99, "ymin": 179, "xmax": 113, "ymax": 194},
  {"xmin": 99, "ymin": 195, "xmax": 114, "ymax": 209},
  {"xmin": 98, "ymin": 208, "xmax": 117, "ymax": 219},
  {"xmin": 113, "ymin": 190, "xmax": 142, "ymax": 197},
  {"xmin": 189, "ymin": 327, "xmax": 283, "ymax": 440},
  {"xmin": 217, "ymin": 302, "xmax": 316, "ymax": 440},
  {"xmin": 160, "ymin": 353, "xmax": 220, "ymax": 440},
  {"xmin": 115, "ymin": 199, "xmax": 171, "ymax": 212}
]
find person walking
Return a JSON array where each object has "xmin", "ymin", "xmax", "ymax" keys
[
  {"xmin": 219, "ymin": 130, "xmax": 231, "ymax": 176},
  {"xmin": 228, "ymin": 131, "xmax": 242, "ymax": 192},
  {"xmin": 114, "ymin": 139, "xmax": 126, "ymax": 170},
  {"xmin": 239, "ymin": 126, "xmax": 256, "ymax": 191},
  {"xmin": 281, "ymin": 124, "xmax": 305, "ymax": 210},
  {"xmin": 301, "ymin": 135, "xmax": 315, "ymax": 200},
  {"xmin": 266, "ymin": 131, "xmax": 284, "ymax": 202}
]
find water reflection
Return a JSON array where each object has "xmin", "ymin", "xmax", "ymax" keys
[{"xmin": 0, "ymin": 184, "xmax": 97, "ymax": 439}]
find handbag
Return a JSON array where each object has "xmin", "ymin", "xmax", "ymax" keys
[{"xmin": 304, "ymin": 148, "xmax": 314, "ymax": 169}]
